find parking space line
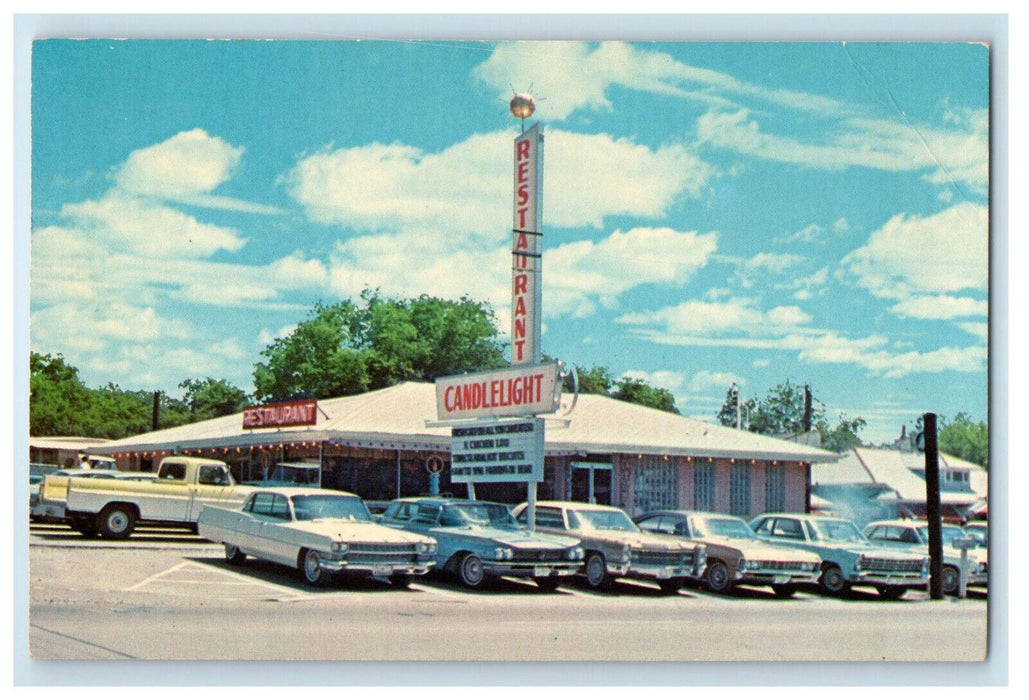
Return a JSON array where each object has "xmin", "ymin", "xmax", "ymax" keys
[{"xmin": 125, "ymin": 561, "xmax": 311, "ymax": 601}]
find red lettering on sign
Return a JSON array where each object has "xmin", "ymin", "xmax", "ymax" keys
[
  {"xmin": 515, "ymin": 232, "xmax": 529, "ymax": 250},
  {"xmin": 514, "ymin": 296, "xmax": 527, "ymax": 317},
  {"xmin": 514, "ymin": 274, "xmax": 528, "ymax": 295},
  {"xmin": 517, "ymin": 139, "xmax": 531, "ymax": 160}
]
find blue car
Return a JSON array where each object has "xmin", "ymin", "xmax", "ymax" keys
[{"xmin": 380, "ymin": 498, "xmax": 584, "ymax": 590}]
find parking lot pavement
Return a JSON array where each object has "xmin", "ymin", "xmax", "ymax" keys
[{"xmin": 26, "ymin": 522, "xmax": 989, "ymax": 663}]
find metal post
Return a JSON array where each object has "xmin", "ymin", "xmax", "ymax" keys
[
  {"xmin": 527, "ymin": 481, "xmax": 537, "ymax": 532},
  {"xmin": 959, "ymin": 547, "xmax": 969, "ymax": 598},
  {"xmin": 396, "ymin": 450, "xmax": 402, "ymax": 500},
  {"xmin": 317, "ymin": 441, "xmax": 323, "ymax": 489},
  {"xmin": 924, "ymin": 413, "xmax": 944, "ymax": 600}
]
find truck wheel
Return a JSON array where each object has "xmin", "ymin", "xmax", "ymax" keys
[
  {"xmin": 98, "ymin": 504, "xmax": 136, "ymax": 539},
  {"xmin": 225, "ymin": 544, "xmax": 247, "ymax": 565},
  {"xmin": 71, "ymin": 518, "xmax": 100, "ymax": 538}
]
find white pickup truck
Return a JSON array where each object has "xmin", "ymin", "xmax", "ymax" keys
[{"xmin": 64, "ymin": 456, "xmax": 253, "ymax": 539}]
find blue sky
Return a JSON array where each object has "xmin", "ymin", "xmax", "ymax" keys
[{"xmin": 29, "ymin": 39, "xmax": 989, "ymax": 446}]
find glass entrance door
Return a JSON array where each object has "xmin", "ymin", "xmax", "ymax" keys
[{"xmin": 570, "ymin": 462, "xmax": 612, "ymax": 504}]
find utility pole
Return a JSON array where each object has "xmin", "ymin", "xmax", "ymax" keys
[{"xmin": 923, "ymin": 412, "xmax": 944, "ymax": 600}]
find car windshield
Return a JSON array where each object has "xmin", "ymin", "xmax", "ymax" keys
[
  {"xmin": 440, "ymin": 503, "xmax": 520, "ymax": 529},
  {"xmin": 694, "ymin": 516, "xmax": 754, "ymax": 539},
  {"xmin": 918, "ymin": 525, "xmax": 969, "ymax": 547},
  {"xmin": 291, "ymin": 494, "xmax": 371, "ymax": 522},
  {"xmin": 573, "ymin": 508, "xmax": 639, "ymax": 532},
  {"xmin": 810, "ymin": 519, "xmax": 866, "ymax": 543}
]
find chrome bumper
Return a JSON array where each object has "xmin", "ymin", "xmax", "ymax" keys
[{"xmin": 484, "ymin": 561, "xmax": 581, "ymax": 578}]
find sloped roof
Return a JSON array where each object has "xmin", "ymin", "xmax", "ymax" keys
[
  {"xmin": 92, "ymin": 381, "xmax": 838, "ymax": 463},
  {"xmin": 815, "ymin": 446, "xmax": 987, "ymax": 505},
  {"xmin": 30, "ymin": 436, "xmax": 112, "ymax": 450}
]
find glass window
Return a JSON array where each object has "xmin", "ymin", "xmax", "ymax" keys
[
  {"xmin": 730, "ymin": 463, "xmax": 751, "ymax": 517},
  {"xmin": 269, "ymin": 495, "xmax": 290, "ymax": 520},
  {"xmin": 764, "ymin": 463, "xmax": 786, "ymax": 513},
  {"xmin": 291, "ymin": 494, "xmax": 370, "ymax": 522},
  {"xmin": 160, "ymin": 462, "xmax": 187, "ymax": 481},
  {"xmin": 573, "ymin": 508, "xmax": 639, "ymax": 532},
  {"xmin": 771, "ymin": 517, "xmax": 804, "ymax": 540},
  {"xmin": 535, "ymin": 507, "xmax": 566, "ymax": 529},
  {"xmin": 694, "ymin": 463, "xmax": 714, "ymax": 511},
  {"xmin": 415, "ymin": 504, "xmax": 441, "ymax": 524},
  {"xmin": 637, "ymin": 515, "xmax": 672, "ymax": 534},
  {"xmin": 634, "ymin": 456, "xmax": 678, "ymax": 514},
  {"xmin": 198, "ymin": 465, "xmax": 229, "ymax": 486},
  {"xmin": 249, "ymin": 492, "xmax": 276, "ymax": 516}
]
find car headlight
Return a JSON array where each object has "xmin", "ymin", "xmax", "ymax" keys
[
  {"xmin": 493, "ymin": 547, "xmax": 513, "ymax": 561},
  {"xmin": 418, "ymin": 541, "xmax": 437, "ymax": 555},
  {"xmin": 737, "ymin": 557, "xmax": 747, "ymax": 573},
  {"xmin": 568, "ymin": 546, "xmax": 584, "ymax": 561},
  {"xmin": 331, "ymin": 542, "xmax": 348, "ymax": 554},
  {"xmin": 922, "ymin": 557, "xmax": 931, "ymax": 575},
  {"xmin": 854, "ymin": 556, "xmax": 864, "ymax": 573},
  {"xmin": 621, "ymin": 544, "xmax": 632, "ymax": 562}
]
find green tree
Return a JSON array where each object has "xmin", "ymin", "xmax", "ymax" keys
[
  {"xmin": 179, "ymin": 378, "xmax": 250, "ymax": 421},
  {"xmin": 30, "ymin": 352, "xmax": 91, "ymax": 436},
  {"xmin": 937, "ymin": 413, "xmax": 989, "ymax": 468},
  {"xmin": 717, "ymin": 380, "xmax": 866, "ymax": 451},
  {"xmin": 564, "ymin": 364, "xmax": 615, "ymax": 395},
  {"xmin": 252, "ymin": 292, "xmax": 506, "ymax": 403},
  {"xmin": 611, "ymin": 377, "xmax": 680, "ymax": 414},
  {"xmin": 560, "ymin": 364, "xmax": 679, "ymax": 413},
  {"xmin": 818, "ymin": 414, "xmax": 867, "ymax": 453}
]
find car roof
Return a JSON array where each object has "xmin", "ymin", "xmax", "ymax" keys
[
  {"xmin": 249, "ymin": 487, "xmax": 362, "ymax": 499},
  {"xmin": 636, "ymin": 509, "xmax": 743, "ymax": 520},
  {"xmin": 391, "ymin": 497, "xmax": 508, "ymax": 507},
  {"xmin": 533, "ymin": 500, "xmax": 623, "ymax": 512}
]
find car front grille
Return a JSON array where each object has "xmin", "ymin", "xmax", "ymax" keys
[
  {"xmin": 749, "ymin": 560, "xmax": 813, "ymax": 572},
  {"xmin": 347, "ymin": 542, "xmax": 419, "ymax": 564},
  {"xmin": 861, "ymin": 557, "xmax": 923, "ymax": 573},
  {"xmin": 631, "ymin": 550, "xmax": 684, "ymax": 567},
  {"xmin": 509, "ymin": 548, "xmax": 562, "ymax": 563}
]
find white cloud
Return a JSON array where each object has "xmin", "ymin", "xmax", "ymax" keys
[
  {"xmin": 285, "ymin": 129, "xmax": 711, "ymax": 235},
  {"xmin": 957, "ymin": 322, "xmax": 989, "ymax": 342},
  {"xmin": 889, "ymin": 295, "xmax": 988, "ymax": 320},
  {"xmin": 61, "ymin": 191, "xmax": 247, "ymax": 259},
  {"xmin": 688, "ymin": 370, "xmax": 741, "ymax": 393},
  {"xmin": 841, "ymin": 202, "xmax": 988, "ymax": 301},
  {"xmin": 618, "ymin": 297, "xmax": 812, "ymax": 336},
  {"xmin": 622, "ymin": 369, "xmax": 685, "ymax": 393},
  {"xmin": 472, "ymin": 41, "xmax": 845, "ymax": 122},
  {"xmin": 113, "ymin": 128, "xmax": 278, "ymax": 213},
  {"xmin": 696, "ymin": 108, "xmax": 988, "ymax": 193}
]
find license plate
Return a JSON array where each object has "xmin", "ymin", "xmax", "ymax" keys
[
  {"xmin": 533, "ymin": 566, "xmax": 551, "ymax": 577},
  {"xmin": 773, "ymin": 575, "xmax": 790, "ymax": 584},
  {"xmin": 371, "ymin": 565, "xmax": 393, "ymax": 576},
  {"xmin": 656, "ymin": 567, "xmax": 675, "ymax": 580},
  {"xmin": 886, "ymin": 576, "xmax": 902, "ymax": 584}
]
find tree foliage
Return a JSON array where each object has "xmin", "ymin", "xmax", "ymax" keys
[
  {"xmin": 252, "ymin": 291, "xmax": 507, "ymax": 403},
  {"xmin": 911, "ymin": 413, "xmax": 988, "ymax": 468},
  {"xmin": 716, "ymin": 380, "xmax": 866, "ymax": 452},
  {"xmin": 179, "ymin": 377, "xmax": 251, "ymax": 422},
  {"xmin": 30, "ymin": 352, "xmax": 246, "ymax": 439},
  {"xmin": 563, "ymin": 364, "xmax": 679, "ymax": 414}
]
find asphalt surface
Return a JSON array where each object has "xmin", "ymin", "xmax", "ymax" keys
[{"xmin": 24, "ymin": 522, "xmax": 991, "ymax": 671}]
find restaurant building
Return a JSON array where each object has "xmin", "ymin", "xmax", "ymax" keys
[{"xmin": 88, "ymin": 382, "xmax": 838, "ymax": 519}]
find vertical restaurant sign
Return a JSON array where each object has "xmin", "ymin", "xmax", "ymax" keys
[
  {"xmin": 512, "ymin": 123, "xmax": 543, "ymax": 366},
  {"xmin": 242, "ymin": 399, "xmax": 319, "ymax": 429}
]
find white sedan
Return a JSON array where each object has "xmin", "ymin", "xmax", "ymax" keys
[{"xmin": 198, "ymin": 487, "xmax": 438, "ymax": 588}]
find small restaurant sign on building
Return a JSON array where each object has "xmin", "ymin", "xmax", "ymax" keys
[{"xmin": 242, "ymin": 399, "xmax": 319, "ymax": 429}]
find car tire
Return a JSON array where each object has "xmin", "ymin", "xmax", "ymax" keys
[
  {"xmin": 704, "ymin": 560, "xmax": 733, "ymax": 594},
  {"xmin": 299, "ymin": 548, "xmax": 330, "ymax": 587},
  {"xmin": 876, "ymin": 585, "xmax": 907, "ymax": 600},
  {"xmin": 941, "ymin": 566, "xmax": 960, "ymax": 595},
  {"xmin": 534, "ymin": 576, "xmax": 561, "ymax": 591},
  {"xmin": 389, "ymin": 573, "xmax": 414, "ymax": 589},
  {"xmin": 583, "ymin": 552, "xmax": 613, "ymax": 591},
  {"xmin": 457, "ymin": 553, "xmax": 485, "ymax": 589},
  {"xmin": 658, "ymin": 577, "xmax": 685, "ymax": 595},
  {"xmin": 98, "ymin": 504, "xmax": 136, "ymax": 540},
  {"xmin": 225, "ymin": 544, "xmax": 247, "ymax": 565},
  {"xmin": 71, "ymin": 518, "xmax": 100, "ymax": 538},
  {"xmin": 771, "ymin": 584, "xmax": 798, "ymax": 599},
  {"xmin": 819, "ymin": 564, "xmax": 850, "ymax": 595}
]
